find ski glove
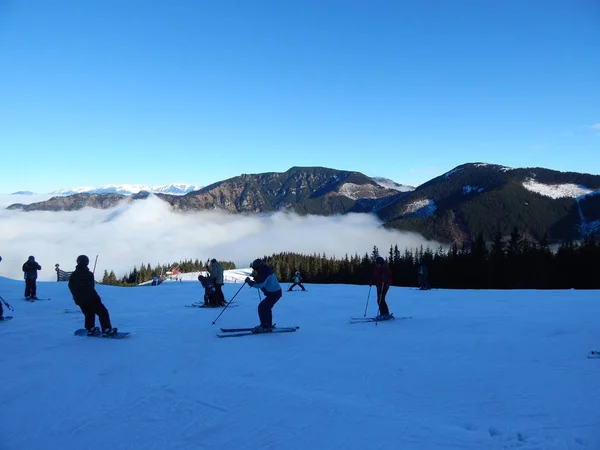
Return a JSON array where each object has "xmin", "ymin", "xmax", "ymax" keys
[{"xmin": 245, "ymin": 277, "xmax": 255, "ymax": 287}]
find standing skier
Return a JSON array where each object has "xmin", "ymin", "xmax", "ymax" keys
[
  {"xmin": 68, "ymin": 255, "xmax": 117, "ymax": 336},
  {"xmin": 245, "ymin": 259, "xmax": 283, "ymax": 333},
  {"xmin": 288, "ymin": 270, "xmax": 306, "ymax": 291},
  {"xmin": 207, "ymin": 258, "xmax": 226, "ymax": 306},
  {"xmin": 22, "ymin": 255, "xmax": 41, "ymax": 300},
  {"xmin": 370, "ymin": 256, "xmax": 393, "ymax": 320}
]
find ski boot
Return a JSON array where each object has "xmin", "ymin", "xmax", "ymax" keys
[
  {"xmin": 87, "ymin": 326, "xmax": 100, "ymax": 336},
  {"xmin": 102, "ymin": 327, "xmax": 118, "ymax": 337}
]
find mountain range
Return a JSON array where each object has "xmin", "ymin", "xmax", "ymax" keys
[
  {"xmin": 44, "ymin": 183, "xmax": 204, "ymax": 196},
  {"xmin": 7, "ymin": 164, "xmax": 600, "ymax": 246}
]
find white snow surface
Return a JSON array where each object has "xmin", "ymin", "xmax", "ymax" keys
[
  {"xmin": 337, "ymin": 182, "xmax": 385, "ymax": 200},
  {"xmin": 403, "ymin": 199, "xmax": 437, "ymax": 217},
  {"xmin": 372, "ymin": 177, "xmax": 415, "ymax": 192},
  {"xmin": 1, "ymin": 275, "xmax": 600, "ymax": 450},
  {"xmin": 522, "ymin": 179, "xmax": 594, "ymax": 199}
]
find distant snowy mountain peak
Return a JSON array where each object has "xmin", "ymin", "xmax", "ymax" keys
[
  {"xmin": 49, "ymin": 184, "xmax": 203, "ymax": 196},
  {"xmin": 372, "ymin": 177, "xmax": 415, "ymax": 192}
]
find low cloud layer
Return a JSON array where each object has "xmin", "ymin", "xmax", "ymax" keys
[{"xmin": 0, "ymin": 194, "xmax": 440, "ymax": 282}]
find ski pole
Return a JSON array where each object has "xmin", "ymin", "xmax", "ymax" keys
[
  {"xmin": 212, "ymin": 282, "xmax": 246, "ymax": 325},
  {"xmin": 0, "ymin": 295, "xmax": 14, "ymax": 311},
  {"xmin": 92, "ymin": 255, "xmax": 99, "ymax": 275},
  {"xmin": 363, "ymin": 285, "xmax": 371, "ymax": 317}
]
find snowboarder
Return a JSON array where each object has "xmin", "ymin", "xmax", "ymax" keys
[
  {"xmin": 68, "ymin": 255, "xmax": 117, "ymax": 336},
  {"xmin": 417, "ymin": 263, "xmax": 431, "ymax": 290},
  {"xmin": 370, "ymin": 256, "xmax": 392, "ymax": 320},
  {"xmin": 198, "ymin": 274, "xmax": 220, "ymax": 307},
  {"xmin": 22, "ymin": 255, "xmax": 41, "ymax": 300},
  {"xmin": 245, "ymin": 259, "xmax": 283, "ymax": 332},
  {"xmin": 207, "ymin": 258, "xmax": 226, "ymax": 306},
  {"xmin": 288, "ymin": 270, "xmax": 306, "ymax": 291}
]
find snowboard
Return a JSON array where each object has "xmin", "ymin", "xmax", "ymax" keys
[
  {"xmin": 74, "ymin": 328, "xmax": 130, "ymax": 339},
  {"xmin": 25, "ymin": 297, "xmax": 51, "ymax": 302},
  {"xmin": 0, "ymin": 316, "xmax": 14, "ymax": 322},
  {"xmin": 588, "ymin": 350, "xmax": 600, "ymax": 359}
]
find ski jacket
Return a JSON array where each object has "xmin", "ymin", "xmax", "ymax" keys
[
  {"xmin": 199, "ymin": 277, "xmax": 216, "ymax": 295},
  {"xmin": 208, "ymin": 261, "xmax": 224, "ymax": 284},
  {"xmin": 372, "ymin": 264, "xmax": 392, "ymax": 288},
  {"xmin": 68, "ymin": 264, "xmax": 101, "ymax": 304},
  {"xmin": 292, "ymin": 273, "xmax": 302, "ymax": 283},
  {"xmin": 22, "ymin": 260, "xmax": 41, "ymax": 280},
  {"xmin": 250, "ymin": 264, "xmax": 281, "ymax": 294}
]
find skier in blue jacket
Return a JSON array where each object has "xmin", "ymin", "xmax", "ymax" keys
[{"xmin": 245, "ymin": 259, "xmax": 282, "ymax": 333}]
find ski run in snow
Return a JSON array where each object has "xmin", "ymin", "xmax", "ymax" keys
[{"xmin": 0, "ymin": 275, "xmax": 599, "ymax": 449}]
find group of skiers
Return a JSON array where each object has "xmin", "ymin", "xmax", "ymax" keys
[{"xmin": 1, "ymin": 252, "xmax": 421, "ymax": 335}]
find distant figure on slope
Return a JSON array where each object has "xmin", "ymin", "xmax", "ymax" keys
[
  {"xmin": 370, "ymin": 256, "xmax": 393, "ymax": 320},
  {"xmin": 151, "ymin": 274, "xmax": 159, "ymax": 286},
  {"xmin": 245, "ymin": 259, "xmax": 282, "ymax": 333},
  {"xmin": 198, "ymin": 274, "xmax": 220, "ymax": 307},
  {"xmin": 288, "ymin": 270, "xmax": 306, "ymax": 291},
  {"xmin": 22, "ymin": 255, "xmax": 41, "ymax": 300},
  {"xmin": 417, "ymin": 263, "xmax": 431, "ymax": 290},
  {"xmin": 68, "ymin": 255, "xmax": 117, "ymax": 336},
  {"xmin": 207, "ymin": 258, "xmax": 226, "ymax": 306}
]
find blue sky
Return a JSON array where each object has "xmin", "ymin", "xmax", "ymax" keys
[{"xmin": 0, "ymin": 0, "xmax": 598, "ymax": 194}]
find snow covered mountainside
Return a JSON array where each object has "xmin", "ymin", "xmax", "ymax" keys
[
  {"xmin": 50, "ymin": 183, "xmax": 202, "ymax": 196},
  {"xmin": 1, "ymin": 274, "xmax": 599, "ymax": 450}
]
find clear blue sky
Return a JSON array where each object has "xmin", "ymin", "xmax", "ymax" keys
[{"xmin": 0, "ymin": 0, "xmax": 598, "ymax": 193}]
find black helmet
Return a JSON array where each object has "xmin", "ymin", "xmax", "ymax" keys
[
  {"xmin": 375, "ymin": 256, "xmax": 384, "ymax": 265},
  {"xmin": 28, "ymin": 255, "xmax": 35, "ymax": 261},
  {"xmin": 76, "ymin": 255, "xmax": 90, "ymax": 266},
  {"xmin": 251, "ymin": 258, "xmax": 264, "ymax": 270}
]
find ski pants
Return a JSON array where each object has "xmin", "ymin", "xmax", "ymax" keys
[
  {"xmin": 77, "ymin": 298, "xmax": 112, "ymax": 330},
  {"xmin": 258, "ymin": 289, "xmax": 282, "ymax": 327},
  {"xmin": 215, "ymin": 283, "xmax": 226, "ymax": 305},
  {"xmin": 288, "ymin": 282, "xmax": 305, "ymax": 291},
  {"xmin": 24, "ymin": 279, "xmax": 37, "ymax": 298},
  {"xmin": 376, "ymin": 285, "xmax": 390, "ymax": 316}
]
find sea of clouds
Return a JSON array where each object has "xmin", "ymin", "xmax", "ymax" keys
[{"xmin": 0, "ymin": 194, "xmax": 439, "ymax": 281}]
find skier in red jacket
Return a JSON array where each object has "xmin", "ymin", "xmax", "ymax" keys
[{"xmin": 370, "ymin": 256, "xmax": 392, "ymax": 320}]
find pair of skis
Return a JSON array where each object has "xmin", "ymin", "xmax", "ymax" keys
[
  {"xmin": 349, "ymin": 314, "xmax": 412, "ymax": 324},
  {"xmin": 185, "ymin": 302, "xmax": 238, "ymax": 309},
  {"xmin": 216, "ymin": 325, "xmax": 299, "ymax": 338}
]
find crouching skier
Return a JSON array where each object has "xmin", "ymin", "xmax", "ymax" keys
[
  {"xmin": 245, "ymin": 258, "xmax": 282, "ymax": 333},
  {"xmin": 68, "ymin": 255, "xmax": 117, "ymax": 336}
]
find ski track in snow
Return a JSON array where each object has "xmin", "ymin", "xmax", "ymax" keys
[{"xmin": 0, "ymin": 276, "xmax": 599, "ymax": 449}]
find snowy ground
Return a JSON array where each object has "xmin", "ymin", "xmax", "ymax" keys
[{"xmin": 1, "ymin": 274, "xmax": 599, "ymax": 450}]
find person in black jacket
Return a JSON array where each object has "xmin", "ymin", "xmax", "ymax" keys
[
  {"xmin": 68, "ymin": 255, "xmax": 117, "ymax": 336},
  {"xmin": 22, "ymin": 255, "xmax": 41, "ymax": 300}
]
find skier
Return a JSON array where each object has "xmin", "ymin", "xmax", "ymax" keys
[
  {"xmin": 68, "ymin": 255, "xmax": 117, "ymax": 336},
  {"xmin": 288, "ymin": 270, "xmax": 306, "ymax": 291},
  {"xmin": 22, "ymin": 255, "xmax": 41, "ymax": 300},
  {"xmin": 198, "ymin": 274, "xmax": 220, "ymax": 307},
  {"xmin": 245, "ymin": 258, "xmax": 283, "ymax": 333},
  {"xmin": 207, "ymin": 258, "xmax": 226, "ymax": 306},
  {"xmin": 370, "ymin": 256, "xmax": 393, "ymax": 320},
  {"xmin": 417, "ymin": 263, "xmax": 431, "ymax": 290}
]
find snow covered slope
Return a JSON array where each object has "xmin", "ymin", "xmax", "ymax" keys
[{"xmin": 1, "ymin": 275, "xmax": 599, "ymax": 450}]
